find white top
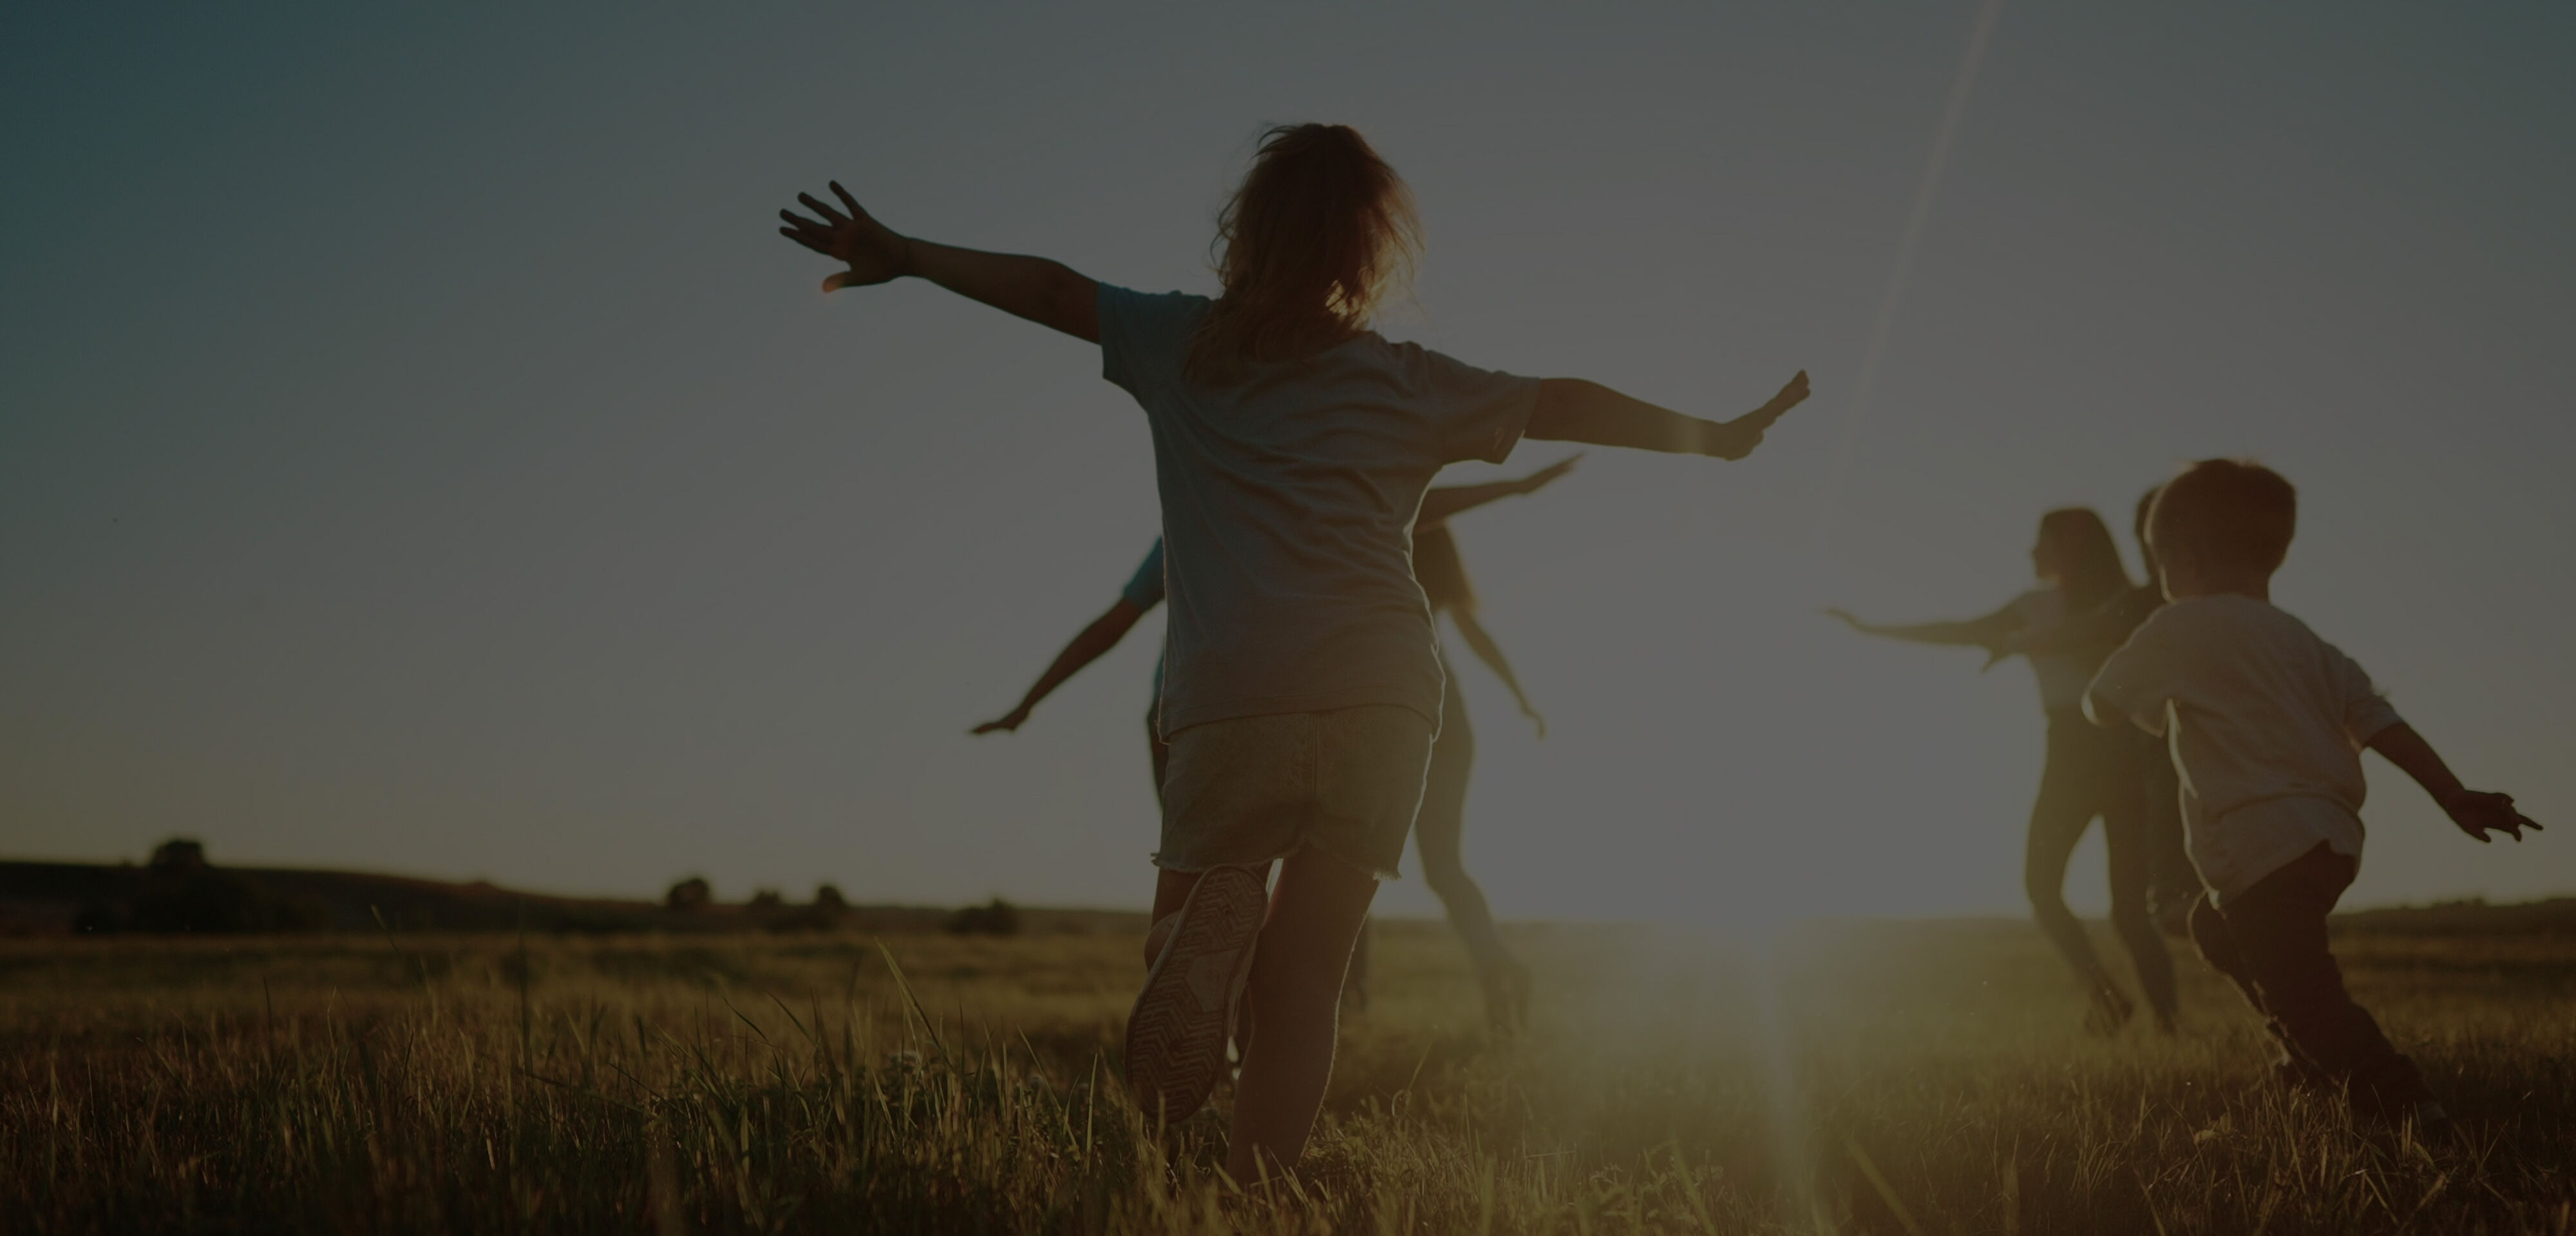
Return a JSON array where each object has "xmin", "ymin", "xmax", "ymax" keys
[{"xmin": 2087, "ymin": 595, "xmax": 2404, "ymax": 903}]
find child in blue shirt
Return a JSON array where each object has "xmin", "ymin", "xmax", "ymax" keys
[
  {"xmin": 972, "ymin": 458, "xmax": 1575, "ymax": 1029},
  {"xmin": 781, "ymin": 123, "xmax": 1808, "ymax": 1182}
]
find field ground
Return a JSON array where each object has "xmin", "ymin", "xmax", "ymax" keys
[{"xmin": 5, "ymin": 915, "xmax": 2574, "ymax": 1233}]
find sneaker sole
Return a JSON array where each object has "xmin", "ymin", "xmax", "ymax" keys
[{"xmin": 1124, "ymin": 866, "xmax": 1266, "ymax": 1125}]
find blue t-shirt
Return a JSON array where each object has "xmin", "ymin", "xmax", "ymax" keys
[{"xmin": 1097, "ymin": 284, "xmax": 1539, "ymax": 734}]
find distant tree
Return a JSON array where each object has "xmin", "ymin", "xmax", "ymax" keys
[
  {"xmin": 149, "ymin": 838, "xmax": 208, "ymax": 871},
  {"xmin": 665, "ymin": 877, "xmax": 712, "ymax": 911},
  {"xmin": 813, "ymin": 883, "xmax": 848, "ymax": 909},
  {"xmin": 947, "ymin": 897, "xmax": 1022, "ymax": 937},
  {"xmin": 748, "ymin": 888, "xmax": 784, "ymax": 910}
]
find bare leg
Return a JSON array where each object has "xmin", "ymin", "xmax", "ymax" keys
[
  {"xmin": 2026, "ymin": 722, "xmax": 2127, "ymax": 1026},
  {"xmin": 2101, "ymin": 762, "xmax": 2179, "ymax": 1028},
  {"xmin": 1416, "ymin": 690, "xmax": 1510, "ymax": 975},
  {"xmin": 1226, "ymin": 847, "xmax": 1378, "ymax": 1186}
]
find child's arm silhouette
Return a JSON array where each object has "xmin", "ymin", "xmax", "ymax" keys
[
  {"xmin": 2365, "ymin": 723, "xmax": 2543, "ymax": 843},
  {"xmin": 1416, "ymin": 456, "xmax": 1580, "ymax": 526},
  {"xmin": 1526, "ymin": 374, "xmax": 1808, "ymax": 460},
  {"xmin": 781, "ymin": 182, "xmax": 1099, "ymax": 342},
  {"xmin": 972, "ymin": 599, "xmax": 1149, "ymax": 735},
  {"xmin": 1826, "ymin": 604, "xmax": 2024, "ymax": 662}
]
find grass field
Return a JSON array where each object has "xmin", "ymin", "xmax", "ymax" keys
[{"xmin": 5, "ymin": 916, "xmax": 2573, "ymax": 1233}]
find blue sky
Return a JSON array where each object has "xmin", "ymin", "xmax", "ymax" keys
[{"xmin": 4, "ymin": 3, "xmax": 2570, "ymax": 921}]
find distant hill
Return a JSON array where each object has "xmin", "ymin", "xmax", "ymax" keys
[
  {"xmin": 2333, "ymin": 897, "xmax": 2576, "ymax": 936},
  {"xmin": 6, "ymin": 845, "xmax": 2565, "ymax": 940},
  {"xmin": 0, "ymin": 846, "xmax": 1146, "ymax": 938}
]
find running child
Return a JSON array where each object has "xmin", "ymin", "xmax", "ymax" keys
[
  {"xmin": 779, "ymin": 123, "xmax": 1809, "ymax": 1183},
  {"xmin": 2085, "ymin": 459, "xmax": 2541, "ymax": 1126},
  {"xmin": 1830, "ymin": 507, "xmax": 2180, "ymax": 1033},
  {"xmin": 972, "ymin": 460, "xmax": 1576, "ymax": 1027}
]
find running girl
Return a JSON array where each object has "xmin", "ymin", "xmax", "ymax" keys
[
  {"xmin": 1830, "ymin": 508, "xmax": 2179, "ymax": 1033},
  {"xmin": 781, "ymin": 123, "xmax": 1808, "ymax": 1183},
  {"xmin": 973, "ymin": 458, "xmax": 1576, "ymax": 1031}
]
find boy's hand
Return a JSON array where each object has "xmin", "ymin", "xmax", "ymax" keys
[
  {"xmin": 1516, "ymin": 454, "xmax": 1582, "ymax": 494},
  {"xmin": 779, "ymin": 182, "xmax": 914, "ymax": 292},
  {"xmin": 2438, "ymin": 789, "xmax": 2543, "ymax": 843},
  {"xmin": 971, "ymin": 706, "xmax": 1032, "ymax": 735}
]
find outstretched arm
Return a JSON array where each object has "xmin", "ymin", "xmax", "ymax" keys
[
  {"xmin": 2365, "ymin": 722, "xmax": 2542, "ymax": 843},
  {"xmin": 1416, "ymin": 455, "xmax": 1581, "ymax": 526},
  {"xmin": 1826, "ymin": 603, "xmax": 2024, "ymax": 656},
  {"xmin": 972, "ymin": 599, "xmax": 1148, "ymax": 734},
  {"xmin": 1525, "ymin": 372, "xmax": 1808, "ymax": 460},
  {"xmin": 1449, "ymin": 609, "xmax": 1544, "ymax": 737},
  {"xmin": 780, "ymin": 182, "xmax": 1099, "ymax": 342}
]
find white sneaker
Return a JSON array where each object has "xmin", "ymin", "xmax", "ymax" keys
[{"xmin": 1123, "ymin": 866, "xmax": 1265, "ymax": 1125}]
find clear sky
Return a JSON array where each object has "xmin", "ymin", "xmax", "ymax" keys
[{"xmin": 5, "ymin": 3, "xmax": 2570, "ymax": 923}]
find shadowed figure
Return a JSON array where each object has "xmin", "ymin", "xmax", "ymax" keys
[
  {"xmin": 781, "ymin": 121, "xmax": 1809, "ymax": 1183},
  {"xmin": 971, "ymin": 459, "xmax": 1574, "ymax": 1031},
  {"xmin": 2007, "ymin": 486, "xmax": 2202, "ymax": 935},
  {"xmin": 1392, "ymin": 516, "xmax": 1542, "ymax": 1029},
  {"xmin": 1830, "ymin": 508, "xmax": 2178, "ymax": 1033}
]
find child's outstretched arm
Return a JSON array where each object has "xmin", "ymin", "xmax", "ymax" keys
[
  {"xmin": 1826, "ymin": 604, "xmax": 2023, "ymax": 658},
  {"xmin": 780, "ymin": 182, "xmax": 1099, "ymax": 342},
  {"xmin": 2365, "ymin": 722, "xmax": 2544, "ymax": 843},
  {"xmin": 1416, "ymin": 455, "xmax": 1580, "ymax": 526},
  {"xmin": 971, "ymin": 599, "xmax": 1149, "ymax": 734},
  {"xmin": 1526, "ymin": 373, "xmax": 1808, "ymax": 460}
]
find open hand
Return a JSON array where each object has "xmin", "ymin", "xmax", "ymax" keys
[
  {"xmin": 779, "ymin": 181, "xmax": 913, "ymax": 292},
  {"xmin": 2441, "ymin": 790, "xmax": 2543, "ymax": 843},
  {"xmin": 1698, "ymin": 371, "xmax": 1808, "ymax": 460},
  {"xmin": 1745, "ymin": 370, "xmax": 1812, "ymax": 430},
  {"xmin": 971, "ymin": 707, "xmax": 1031, "ymax": 736},
  {"xmin": 1701, "ymin": 370, "xmax": 1812, "ymax": 459}
]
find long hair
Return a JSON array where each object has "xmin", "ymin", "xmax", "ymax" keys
[
  {"xmin": 1412, "ymin": 525, "xmax": 1474, "ymax": 615},
  {"xmin": 2132, "ymin": 485, "xmax": 2163, "ymax": 572},
  {"xmin": 2038, "ymin": 507, "xmax": 2130, "ymax": 613},
  {"xmin": 1186, "ymin": 124, "xmax": 1419, "ymax": 382}
]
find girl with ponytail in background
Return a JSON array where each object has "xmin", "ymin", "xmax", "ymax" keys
[{"xmin": 1830, "ymin": 508, "xmax": 2181, "ymax": 1034}]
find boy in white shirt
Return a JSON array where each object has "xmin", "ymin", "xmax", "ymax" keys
[{"xmin": 2085, "ymin": 459, "xmax": 2540, "ymax": 1125}]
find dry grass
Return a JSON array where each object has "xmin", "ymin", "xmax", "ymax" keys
[{"xmin": 5, "ymin": 917, "xmax": 2573, "ymax": 1233}]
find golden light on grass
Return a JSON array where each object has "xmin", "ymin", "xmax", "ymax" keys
[{"xmin": 5, "ymin": 920, "xmax": 2571, "ymax": 1231}]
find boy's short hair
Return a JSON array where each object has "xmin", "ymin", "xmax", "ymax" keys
[{"xmin": 2149, "ymin": 459, "xmax": 2297, "ymax": 577}]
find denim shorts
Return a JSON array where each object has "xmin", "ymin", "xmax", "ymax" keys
[{"xmin": 1155, "ymin": 705, "xmax": 1435, "ymax": 879}]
